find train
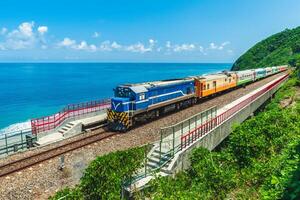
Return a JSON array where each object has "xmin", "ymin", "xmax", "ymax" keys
[{"xmin": 107, "ymin": 65, "xmax": 288, "ymax": 131}]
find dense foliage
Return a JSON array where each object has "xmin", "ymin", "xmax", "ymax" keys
[
  {"xmin": 232, "ymin": 26, "xmax": 300, "ymax": 70},
  {"xmin": 143, "ymin": 74, "xmax": 300, "ymax": 199},
  {"xmin": 49, "ymin": 147, "xmax": 145, "ymax": 200}
]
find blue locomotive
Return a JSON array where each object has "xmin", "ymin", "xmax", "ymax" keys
[{"xmin": 107, "ymin": 78, "xmax": 195, "ymax": 131}]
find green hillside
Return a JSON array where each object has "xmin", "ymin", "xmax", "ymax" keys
[{"xmin": 232, "ymin": 26, "xmax": 300, "ymax": 71}]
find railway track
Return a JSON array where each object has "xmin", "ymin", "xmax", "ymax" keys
[{"xmin": 0, "ymin": 129, "xmax": 115, "ymax": 178}]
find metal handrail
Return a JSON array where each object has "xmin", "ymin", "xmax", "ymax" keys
[{"xmin": 30, "ymin": 99, "xmax": 111, "ymax": 135}]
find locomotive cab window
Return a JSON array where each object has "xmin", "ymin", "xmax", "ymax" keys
[
  {"xmin": 207, "ymin": 84, "xmax": 210, "ymax": 90},
  {"xmin": 139, "ymin": 93, "xmax": 145, "ymax": 100},
  {"xmin": 115, "ymin": 87, "xmax": 134, "ymax": 100},
  {"xmin": 187, "ymin": 87, "xmax": 192, "ymax": 94}
]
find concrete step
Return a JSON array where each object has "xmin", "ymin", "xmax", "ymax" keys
[
  {"xmin": 68, "ymin": 122, "xmax": 75, "ymax": 126},
  {"xmin": 58, "ymin": 130, "xmax": 64, "ymax": 134},
  {"xmin": 62, "ymin": 127, "xmax": 69, "ymax": 131},
  {"xmin": 65, "ymin": 124, "xmax": 73, "ymax": 128},
  {"xmin": 146, "ymin": 162, "xmax": 160, "ymax": 170},
  {"xmin": 151, "ymin": 152, "xmax": 172, "ymax": 160},
  {"xmin": 148, "ymin": 155, "xmax": 170, "ymax": 164}
]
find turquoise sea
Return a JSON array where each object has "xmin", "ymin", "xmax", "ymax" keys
[{"xmin": 0, "ymin": 63, "xmax": 231, "ymax": 133}]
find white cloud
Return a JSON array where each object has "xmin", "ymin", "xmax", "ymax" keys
[
  {"xmin": 1, "ymin": 27, "xmax": 7, "ymax": 35},
  {"xmin": 57, "ymin": 38, "xmax": 97, "ymax": 52},
  {"xmin": 0, "ymin": 23, "xmax": 232, "ymax": 57},
  {"xmin": 111, "ymin": 41, "xmax": 122, "ymax": 49},
  {"xmin": 0, "ymin": 21, "xmax": 50, "ymax": 50},
  {"xmin": 209, "ymin": 42, "xmax": 218, "ymax": 50},
  {"xmin": 126, "ymin": 42, "xmax": 151, "ymax": 53},
  {"xmin": 75, "ymin": 41, "xmax": 97, "ymax": 52},
  {"xmin": 222, "ymin": 41, "xmax": 230, "ymax": 46},
  {"xmin": 199, "ymin": 46, "xmax": 204, "ymax": 52},
  {"xmin": 92, "ymin": 32, "xmax": 100, "ymax": 38},
  {"xmin": 38, "ymin": 26, "xmax": 48, "ymax": 35},
  {"xmin": 99, "ymin": 40, "xmax": 112, "ymax": 51},
  {"xmin": 76, "ymin": 41, "xmax": 88, "ymax": 50},
  {"xmin": 124, "ymin": 39, "xmax": 156, "ymax": 53},
  {"xmin": 90, "ymin": 44, "xmax": 97, "ymax": 51},
  {"xmin": 18, "ymin": 21, "xmax": 34, "ymax": 37},
  {"xmin": 58, "ymin": 37, "xmax": 76, "ymax": 47},
  {"xmin": 4, "ymin": 22, "xmax": 36, "ymax": 50},
  {"xmin": 173, "ymin": 43, "xmax": 196, "ymax": 52},
  {"xmin": 209, "ymin": 41, "xmax": 230, "ymax": 50},
  {"xmin": 166, "ymin": 41, "xmax": 171, "ymax": 48}
]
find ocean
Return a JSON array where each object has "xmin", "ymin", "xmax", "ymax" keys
[{"xmin": 0, "ymin": 63, "xmax": 231, "ymax": 134}]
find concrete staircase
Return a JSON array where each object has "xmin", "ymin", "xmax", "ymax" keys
[
  {"xmin": 57, "ymin": 122, "xmax": 75, "ymax": 136},
  {"xmin": 146, "ymin": 148, "xmax": 173, "ymax": 174}
]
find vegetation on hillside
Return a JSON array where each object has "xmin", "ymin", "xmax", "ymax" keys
[
  {"xmin": 143, "ymin": 73, "xmax": 300, "ymax": 199},
  {"xmin": 232, "ymin": 26, "xmax": 300, "ymax": 70},
  {"xmin": 49, "ymin": 147, "xmax": 145, "ymax": 200}
]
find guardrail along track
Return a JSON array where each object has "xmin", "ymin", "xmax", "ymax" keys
[{"xmin": 0, "ymin": 129, "xmax": 115, "ymax": 178}]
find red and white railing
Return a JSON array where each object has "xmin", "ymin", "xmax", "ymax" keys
[
  {"xmin": 181, "ymin": 73, "xmax": 289, "ymax": 149},
  {"xmin": 31, "ymin": 99, "xmax": 111, "ymax": 135}
]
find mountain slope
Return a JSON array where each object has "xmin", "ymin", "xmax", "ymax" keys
[{"xmin": 232, "ymin": 26, "xmax": 300, "ymax": 71}]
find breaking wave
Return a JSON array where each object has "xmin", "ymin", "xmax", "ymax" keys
[{"xmin": 0, "ymin": 120, "xmax": 31, "ymax": 135}]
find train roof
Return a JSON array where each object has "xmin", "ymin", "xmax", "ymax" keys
[
  {"xmin": 194, "ymin": 73, "xmax": 228, "ymax": 81},
  {"xmin": 118, "ymin": 77, "xmax": 193, "ymax": 92},
  {"xmin": 235, "ymin": 69, "xmax": 253, "ymax": 74},
  {"xmin": 255, "ymin": 68, "xmax": 266, "ymax": 71}
]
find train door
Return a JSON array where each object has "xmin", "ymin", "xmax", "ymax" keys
[
  {"xmin": 199, "ymin": 80, "xmax": 206, "ymax": 97},
  {"xmin": 213, "ymin": 81, "xmax": 217, "ymax": 92},
  {"xmin": 199, "ymin": 82, "xmax": 203, "ymax": 97}
]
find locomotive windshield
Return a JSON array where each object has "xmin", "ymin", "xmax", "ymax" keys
[{"xmin": 115, "ymin": 87, "xmax": 134, "ymax": 100}]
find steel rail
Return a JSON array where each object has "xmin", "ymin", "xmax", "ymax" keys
[{"xmin": 0, "ymin": 129, "xmax": 116, "ymax": 178}]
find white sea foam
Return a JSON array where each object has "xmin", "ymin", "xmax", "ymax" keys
[{"xmin": 0, "ymin": 121, "xmax": 31, "ymax": 135}]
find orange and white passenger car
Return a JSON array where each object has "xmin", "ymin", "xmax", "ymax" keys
[{"xmin": 194, "ymin": 73, "xmax": 237, "ymax": 98}]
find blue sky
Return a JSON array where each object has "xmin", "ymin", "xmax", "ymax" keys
[{"xmin": 0, "ymin": 0, "xmax": 299, "ymax": 62}]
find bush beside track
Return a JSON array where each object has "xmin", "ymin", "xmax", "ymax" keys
[{"xmin": 49, "ymin": 146, "xmax": 145, "ymax": 200}]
